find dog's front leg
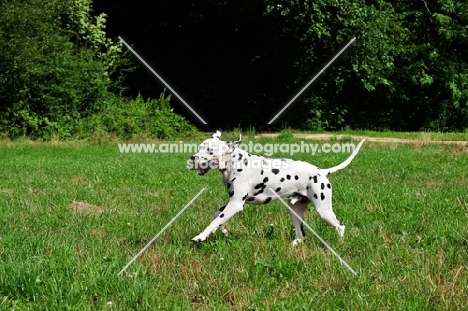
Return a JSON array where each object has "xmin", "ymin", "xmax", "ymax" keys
[
  {"xmin": 192, "ymin": 200, "xmax": 244, "ymax": 242},
  {"xmin": 214, "ymin": 209, "xmax": 229, "ymax": 235}
]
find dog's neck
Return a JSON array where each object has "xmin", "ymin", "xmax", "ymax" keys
[{"xmin": 218, "ymin": 148, "xmax": 249, "ymax": 180}]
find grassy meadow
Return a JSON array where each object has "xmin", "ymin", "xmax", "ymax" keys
[{"xmin": 0, "ymin": 132, "xmax": 467, "ymax": 310}]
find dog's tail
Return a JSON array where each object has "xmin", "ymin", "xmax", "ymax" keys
[{"xmin": 321, "ymin": 139, "xmax": 365, "ymax": 176}]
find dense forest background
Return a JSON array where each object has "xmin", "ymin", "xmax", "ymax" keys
[{"xmin": 1, "ymin": 0, "xmax": 467, "ymax": 139}]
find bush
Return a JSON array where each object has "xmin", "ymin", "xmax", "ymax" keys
[
  {"xmin": 0, "ymin": 0, "xmax": 196, "ymax": 140},
  {"xmin": 86, "ymin": 92, "xmax": 197, "ymax": 140},
  {"xmin": 0, "ymin": 0, "xmax": 118, "ymax": 139}
]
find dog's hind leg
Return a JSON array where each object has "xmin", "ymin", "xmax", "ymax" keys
[
  {"xmin": 308, "ymin": 181, "xmax": 345, "ymax": 238},
  {"xmin": 287, "ymin": 201, "xmax": 309, "ymax": 246}
]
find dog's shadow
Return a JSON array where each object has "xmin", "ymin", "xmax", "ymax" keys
[{"xmin": 189, "ymin": 224, "xmax": 286, "ymax": 251}]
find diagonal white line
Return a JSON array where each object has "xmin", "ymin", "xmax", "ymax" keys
[
  {"xmin": 118, "ymin": 36, "xmax": 207, "ymax": 125},
  {"xmin": 268, "ymin": 188, "xmax": 357, "ymax": 276},
  {"xmin": 268, "ymin": 37, "xmax": 356, "ymax": 124},
  {"xmin": 117, "ymin": 188, "xmax": 206, "ymax": 276}
]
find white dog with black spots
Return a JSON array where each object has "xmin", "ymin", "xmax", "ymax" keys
[{"xmin": 188, "ymin": 129, "xmax": 365, "ymax": 245}]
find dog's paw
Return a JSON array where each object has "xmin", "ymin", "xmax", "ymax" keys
[
  {"xmin": 291, "ymin": 239, "xmax": 304, "ymax": 247},
  {"xmin": 192, "ymin": 234, "xmax": 207, "ymax": 242},
  {"xmin": 336, "ymin": 225, "xmax": 345, "ymax": 238}
]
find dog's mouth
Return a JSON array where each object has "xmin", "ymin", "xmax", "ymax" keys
[
  {"xmin": 196, "ymin": 162, "xmax": 212, "ymax": 176},
  {"xmin": 198, "ymin": 167, "xmax": 210, "ymax": 176},
  {"xmin": 189, "ymin": 157, "xmax": 216, "ymax": 176}
]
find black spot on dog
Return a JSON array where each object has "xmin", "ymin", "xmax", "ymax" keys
[
  {"xmin": 238, "ymin": 154, "xmax": 243, "ymax": 161},
  {"xmin": 272, "ymin": 169, "xmax": 280, "ymax": 174},
  {"xmin": 313, "ymin": 176, "xmax": 318, "ymax": 183},
  {"xmin": 309, "ymin": 176, "xmax": 312, "ymax": 180},
  {"xmin": 286, "ymin": 175, "xmax": 291, "ymax": 180},
  {"xmin": 263, "ymin": 197, "xmax": 272, "ymax": 204},
  {"xmin": 280, "ymin": 178, "xmax": 285, "ymax": 182},
  {"xmin": 226, "ymin": 182, "xmax": 231, "ymax": 189},
  {"xmin": 254, "ymin": 190, "xmax": 264, "ymax": 196},
  {"xmin": 229, "ymin": 191, "xmax": 234, "ymax": 197},
  {"xmin": 260, "ymin": 170, "xmax": 264, "ymax": 175},
  {"xmin": 237, "ymin": 169, "xmax": 243, "ymax": 172},
  {"xmin": 247, "ymin": 197, "xmax": 255, "ymax": 202},
  {"xmin": 242, "ymin": 193, "xmax": 248, "ymax": 201},
  {"xmin": 219, "ymin": 213, "xmax": 225, "ymax": 218},
  {"xmin": 263, "ymin": 177, "xmax": 269, "ymax": 183},
  {"xmin": 306, "ymin": 186, "xmax": 310, "ymax": 190},
  {"xmin": 219, "ymin": 205, "xmax": 226, "ymax": 212},
  {"xmin": 300, "ymin": 224, "xmax": 306, "ymax": 237},
  {"xmin": 327, "ymin": 183, "xmax": 331, "ymax": 189},
  {"xmin": 321, "ymin": 192, "xmax": 325, "ymax": 200},
  {"xmin": 244, "ymin": 158, "xmax": 248, "ymax": 166},
  {"xmin": 295, "ymin": 175, "xmax": 299, "ymax": 180},
  {"xmin": 313, "ymin": 194, "xmax": 318, "ymax": 199},
  {"xmin": 275, "ymin": 187, "xmax": 281, "ymax": 192},
  {"xmin": 231, "ymin": 177, "xmax": 236, "ymax": 182},
  {"xmin": 321, "ymin": 183, "xmax": 325, "ymax": 190},
  {"xmin": 254, "ymin": 183, "xmax": 264, "ymax": 189}
]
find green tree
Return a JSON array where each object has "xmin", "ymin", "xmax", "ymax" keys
[
  {"xmin": 0, "ymin": 0, "xmax": 128, "ymax": 138},
  {"xmin": 264, "ymin": 0, "xmax": 468, "ymax": 131}
]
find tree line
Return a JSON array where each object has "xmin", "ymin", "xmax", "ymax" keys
[
  {"xmin": 1, "ymin": 0, "xmax": 467, "ymax": 139},
  {"xmin": 264, "ymin": 0, "xmax": 468, "ymax": 131},
  {"xmin": 0, "ymin": 0, "xmax": 195, "ymax": 139}
]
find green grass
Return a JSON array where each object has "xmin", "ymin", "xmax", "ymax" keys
[
  {"xmin": 0, "ymin": 135, "xmax": 467, "ymax": 310},
  {"xmin": 275, "ymin": 129, "xmax": 468, "ymax": 141}
]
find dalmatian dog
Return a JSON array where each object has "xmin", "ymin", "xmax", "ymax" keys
[{"xmin": 188, "ymin": 129, "xmax": 365, "ymax": 245}]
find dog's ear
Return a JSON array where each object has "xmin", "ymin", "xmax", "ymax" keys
[
  {"xmin": 226, "ymin": 138, "xmax": 241, "ymax": 154},
  {"xmin": 212, "ymin": 129, "xmax": 222, "ymax": 140}
]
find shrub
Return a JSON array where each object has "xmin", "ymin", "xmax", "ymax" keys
[
  {"xmin": 0, "ymin": 0, "xmax": 196, "ymax": 140},
  {"xmin": 86, "ymin": 92, "xmax": 197, "ymax": 140}
]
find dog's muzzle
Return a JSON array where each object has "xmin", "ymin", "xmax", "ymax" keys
[{"xmin": 188, "ymin": 155, "xmax": 216, "ymax": 176}]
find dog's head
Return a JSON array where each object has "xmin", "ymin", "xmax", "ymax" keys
[{"xmin": 188, "ymin": 129, "xmax": 241, "ymax": 176}]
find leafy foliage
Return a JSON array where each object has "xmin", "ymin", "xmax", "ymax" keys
[
  {"xmin": 264, "ymin": 0, "xmax": 468, "ymax": 131},
  {"xmin": 0, "ymin": 0, "xmax": 194, "ymax": 139},
  {"xmin": 87, "ymin": 92, "xmax": 197, "ymax": 139}
]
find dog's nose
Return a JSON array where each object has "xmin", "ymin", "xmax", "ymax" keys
[{"xmin": 190, "ymin": 156, "xmax": 198, "ymax": 161}]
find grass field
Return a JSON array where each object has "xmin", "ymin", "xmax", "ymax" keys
[{"xmin": 0, "ymin": 133, "xmax": 467, "ymax": 310}]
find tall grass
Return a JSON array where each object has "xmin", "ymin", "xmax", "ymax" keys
[{"xmin": 0, "ymin": 135, "xmax": 467, "ymax": 310}]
